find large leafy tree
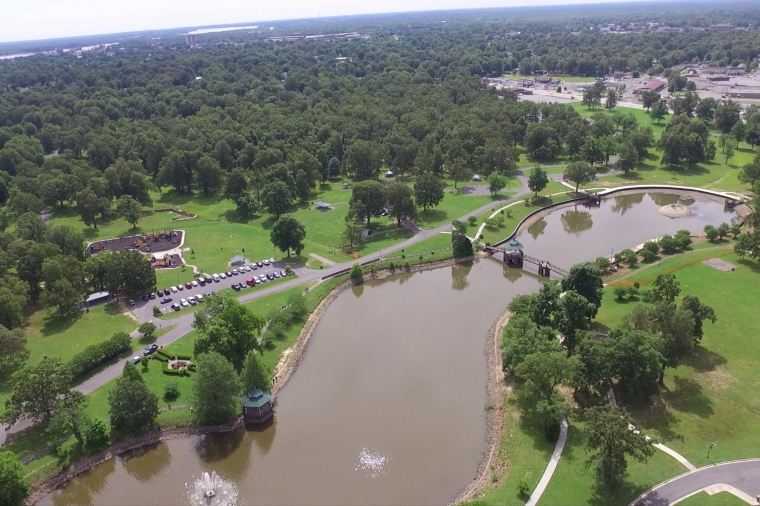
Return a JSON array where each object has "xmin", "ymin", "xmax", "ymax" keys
[
  {"xmin": 193, "ymin": 294, "xmax": 265, "ymax": 371},
  {"xmin": 414, "ymin": 172, "xmax": 445, "ymax": 211},
  {"xmin": 0, "ymin": 325, "xmax": 29, "ymax": 381},
  {"xmin": 564, "ymin": 162, "xmax": 595, "ymax": 193},
  {"xmin": 3, "ymin": 357, "xmax": 73, "ymax": 425},
  {"xmin": 108, "ymin": 363, "xmax": 158, "ymax": 438},
  {"xmin": 527, "ymin": 166, "xmax": 549, "ymax": 198},
  {"xmin": 349, "ymin": 180, "xmax": 386, "ymax": 226},
  {"xmin": 385, "ymin": 182, "xmax": 417, "ymax": 226},
  {"xmin": 561, "ymin": 262, "xmax": 604, "ymax": 313},
  {"xmin": 585, "ymin": 405, "xmax": 654, "ymax": 490},
  {"xmin": 261, "ymin": 180, "xmax": 293, "ymax": 217},
  {"xmin": 116, "ymin": 195, "xmax": 143, "ymax": 229},
  {"xmin": 270, "ymin": 215, "xmax": 306, "ymax": 257},
  {"xmin": 192, "ymin": 352, "xmax": 240, "ymax": 425}
]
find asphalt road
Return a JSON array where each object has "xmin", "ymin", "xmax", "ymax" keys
[{"xmin": 632, "ymin": 459, "xmax": 760, "ymax": 505}]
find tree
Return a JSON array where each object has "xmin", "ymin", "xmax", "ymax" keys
[
  {"xmin": 0, "ymin": 451, "xmax": 27, "ymax": 506},
  {"xmin": 195, "ymin": 155, "xmax": 224, "ymax": 195},
  {"xmin": 724, "ymin": 138, "xmax": 736, "ymax": 164},
  {"xmin": 3, "ymin": 357, "xmax": 73, "ymax": 426},
  {"xmin": 75, "ymin": 187, "xmax": 109, "ymax": 229},
  {"xmin": 42, "ymin": 278, "xmax": 81, "ymax": 317},
  {"xmin": 608, "ymin": 329, "xmax": 663, "ymax": 402},
  {"xmin": 414, "ymin": 172, "xmax": 445, "ymax": 211},
  {"xmin": 618, "ymin": 140, "xmax": 639, "ymax": 176},
  {"xmin": 451, "ymin": 220, "xmax": 473, "ymax": 259},
  {"xmin": 349, "ymin": 180, "xmax": 386, "ymax": 226},
  {"xmin": 583, "ymin": 81, "xmax": 604, "ymax": 109},
  {"xmin": 528, "ymin": 166, "xmax": 549, "ymax": 198},
  {"xmin": 585, "ymin": 405, "xmax": 654, "ymax": 490},
  {"xmin": 640, "ymin": 90, "xmax": 660, "ymax": 111},
  {"xmin": 558, "ymin": 290, "xmax": 596, "ymax": 354},
  {"xmin": 564, "ymin": 162, "xmax": 595, "ymax": 194},
  {"xmin": 192, "ymin": 352, "xmax": 240, "ymax": 425},
  {"xmin": 270, "ymin": 215, "xmax": 306, "ymax": 257},
  {"xmin": 515, "ymin": 351, "xmax": 575, "ymax": 438},
  {"xmin": 0, "ymin": 325, "xmax": 28, "ymax": 381},
  {"xmin": 108, "ymin": 363, "xmax": 158, "ymax": 437},
  {"xmin": 49, "ymin": 390, "xmax": 88, "ymax": 445},
  {"xmin": 695, "ymin": 97, "xmax": 718, "ymax": 123},
  {"xmin": 739, "ymin": 155, "xmax": 760, "ymax": 185},
  {"xmin": 193, "ymin": 294, "xmax": 265, "ymax": 371},
  {"xmin": 487, "ymin": 172, "xmax": 508, "ymax": 196},
  {"xmin": 501, "ymin": 314, "xmax": 562, "ymax": 373},
  {"xmin": 224, "ymin": 168, "xmax": 248, "ymax": 202},
  {"xmin": 385, "ymin": 182, "xmax": 416, "ymax": 226},
  {"xmin": 715, "ymin": 100, "xmax": 741, "ymax": 133},
  {"xmin": 681, "ymin": 295, "xmax": 716, "ymax": 342},
  {"xmin": 116, "ymin": 195, "xmax": 142, "ymax": 228},
  {"xmin": 0, "ymin": 276, "xmax": 29, "ymax": 329},
  {"xmin": 261, "ymin": 180, "xmax": 293, "ymax": 216},
  {"xmin": 138, "ymin": 321, "xmax": 157, "ymax": 341},
  {"xmin": 731, "ymin": 121, "xmax": 746, "ymax": 144},
  {"xmin": 646, "ymin": 273, "xmax": 680, "ymax": 304},
  {"xmin": 241, "ymin": 349, "xmax": 271, "ymax": 393},
  {"xmin": 345, "ymin": 140, "xmax": 383, "ymax": 180},
  {"xmin": 235, "ymin": 192, "xmax": 260, "ymax": 219},
  {"xmin": 342, "ymin": 215, "xmax": 364, "ymax": 253},
  {"xmin": 650, "ymin": 99, "xmax": 668, "ymax": 123},
  {"xmin": 704, "ymin": 224, "xmax": 719, "ymax": 242},
  {"xmin": 605, "ymin": 88, "xmax": 617, "ymax": 110},
  {"xmin": 561, "ymin": 262, "xmax": 603, "ymax": 313}
]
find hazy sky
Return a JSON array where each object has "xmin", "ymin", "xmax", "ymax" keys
[{"xmin": 1, "ymin": 0, "xmax": 649, "ymax": 43}]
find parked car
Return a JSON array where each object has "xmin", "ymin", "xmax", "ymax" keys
[
  {"xmin": 280, "ymin": 270, "xmax": 287, "ymax": 276},
  {"xmin": 143, "ymin": 344, "xmax": 158, "ymax": 356},
  {"xmin": 205, "ymin": 276, "xmax": 213, "ymax": 284},
  {"xmin": 198, "ymin": 279, "xmax": 206, "ymax": 286},
  {"xmin": 251, "ymin": 263, "xmax": 259, "ymax": 270},
  {"xmin": 161, "ymin": 297, "xmax": 172, "ymax": 304},
  {"xmin": 196, "ymin": 294, "xmax": 204, "ymax": 302},
  {"xmin": 177, "ymin": 284, "xmax": 184, "ymax": 291},
  {"xmin": 188, "ymin": 296, "xmax": 197, "ymax": 305},
  {"xmin": 163, "ymin": 289, "xmax": 171, "ymax": 296},
  {"xmin": 191, "ymin": 280, "xmax": 199, "ymax": 287},
  {"xmin": 171, "ymin": 286, "xmax": 179, "ymax": 293},
  {"xmin": 171, "ymin": 303, "xmax": 180, "ymax": 311},
  {"xmin": 263, "ymin": 259, "xmax": 271, "ymax": 266},
  {"xmin": 220, "ymin": 273, "xmax": 227, "ymax": 279},
  {"xmin": 256, "ymin": 261, "xmax": 263, "ymax": 267},
  {"xmin": 274, "ymin": 272, "xmax": 280, "ymax": 278},
  {"xmin": 130, "ymin": 355, "xmax": 142, "ymax": 364},
  {"xmin": 232, "ymin": 284, "xmax": 241, "ymax": 291},
  {"xmin": 267, "ymin": 273, "xmax": 274, "ymax": 280},
  {"xmin": 184, "ymin": 282, "xmax": 193, "ymax": 289},
  {"xmin": 180, "ymin": 298, "xmax": 189, "ymax": 307},
  {"xmin": 246, "ymin": 278, "xmax": 254, "ymax": 286}
]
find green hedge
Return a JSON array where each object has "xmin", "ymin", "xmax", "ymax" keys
[{"xmin": 68, "ymin": 332, "xmax": 132, "ymax": 381}]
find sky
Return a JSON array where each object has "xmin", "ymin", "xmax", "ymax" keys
[{"xmin": 0, "ymin": 0, "xmax": 657, "ymax": 43}]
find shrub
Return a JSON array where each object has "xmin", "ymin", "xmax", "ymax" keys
[
  {"xmin": 284, "ymin": 265, "xmax": 293, "ymax": 274},
  {"xmin": 659, "ymin": 235, "xmax": 678, "ymax": 255},
  {"xmin": 138, "ymin": 321, "xmax": 156, "ymax": 340},
  {"xmin": 82, "ymin": 417, "xmax": 110, "ymax": 454},
  {"xmin": 152, "ymin": 306, "xmax": 161, "ymax": 317},
  {"xmin": 640, "ymin": 248, "xmax": 657, "ymax": 263},
  {"xmin": 674, "ymin": 229, "xmax": 692, "ymax": 249},
  {"xmin": 595, "ymin": 256, "xmax": 612, "ymax": 272},
  {"xmin": 350, "ymin": 263, "xmax": 363, "ymax": 280},
  {"xmin": 704, "ymin": 225, "xmax": 719, "ymax": 242},
  {"xmin": 614, "ymin": 287, "xmax": 628, "ymax": 301},
  {"xmin": 717, "ymin": 223, "xmax": 730, "ymax": 239},
  {"xmin": 518, "ymin": 480, "xmax": 531, "ymax": 500},
  {"xmin": 68, "ymin": 332, "xmax": 132, "ymax": 381},
  {"xmin": 163, "ymin": 383, "xmax": 180, "ymax": 405},
  {"xmin": 467, "ymin": 215, "xmax": 478, "ymax": 227}
]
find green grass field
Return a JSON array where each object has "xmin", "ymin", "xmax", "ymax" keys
[
  {"xmin": 677, "ymin": 492, "xmax": 746, "ymax": 505},
  {"xmin": 596, "ymin": 249, "xmax": 760, "ymax": 469}
]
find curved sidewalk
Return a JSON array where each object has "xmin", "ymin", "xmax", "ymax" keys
[
  {"xmin": 526, "ymin": 418, "xmax": 569, "ymax": 506},
  {"xmin": 632, "ymin": 459, "xmax": 760, "ymax": 506}
]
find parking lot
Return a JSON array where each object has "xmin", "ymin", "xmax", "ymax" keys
[{"xmin": 130, "ymin": 259, "xmax": 296, "ymax": 318}]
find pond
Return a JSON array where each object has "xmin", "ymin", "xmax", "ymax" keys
[{"xmin": 39, "ymin": 190, "xmax": 741, "ymax": 506}]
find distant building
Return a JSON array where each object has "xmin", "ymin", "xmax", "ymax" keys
[
  {"xmin": 84, "ymin": 291, "xmax": 111, "ymax": 307},
  {"xmin": 636, "ymin": 80, "xmax": 666, "ymax": 93},
  {"xmin": 710, "ymin": 23, "xmax": 736, "ymax": 32}
]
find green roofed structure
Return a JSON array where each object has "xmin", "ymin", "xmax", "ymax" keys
[{"xmin": 243, "ymin": 389, "xmax": 273, "ymax": 425}]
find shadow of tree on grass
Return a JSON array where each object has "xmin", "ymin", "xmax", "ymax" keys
[{"xmin": 663, "ymin": 377, "xmax": 714, "ymax": 419}]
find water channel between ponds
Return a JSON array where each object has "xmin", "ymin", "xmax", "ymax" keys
[{"xmin": 40, "ymin": 190, "xmax": 741, "ymax": 506}]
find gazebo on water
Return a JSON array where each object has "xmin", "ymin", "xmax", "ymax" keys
[
  {"xmin": 242, "ymin": 389, "xmax": 273, "ymax": 425},
  {"xmin": 503, "ymin": 238, "xmax": 524, "ymax": 268}
]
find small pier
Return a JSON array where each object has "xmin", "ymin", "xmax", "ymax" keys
[{"xmin": 485, "ymin": 238, "xmax": 568, "ymax": 278}]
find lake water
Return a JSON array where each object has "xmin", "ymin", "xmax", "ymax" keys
[{"xmin": 39, "ymin": 190, "xmax": 738, "ymax": 505}]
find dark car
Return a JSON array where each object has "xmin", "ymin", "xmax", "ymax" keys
[
  {"xmin": 143, "ymin": 344, "xmax": 159, "ymax": 356},
  {"xmin": 184, "ymin": 282, "xmax": 193, "ymax": 289},
  {"xmin": 232, "ymin": 283, "xmax": 241, "ymax": 291},
  {"xmin": 163, "ymin": 289, "xmax": 171, "ymax": 296},
  {"xmin": 149, "ymin": 292, "xmax": 157, "ymax": 299},
  {"xmin": 198, "ymin": 279, "xmax": 206, "ymax": 286},
  {"xmin": 171, "ymin": 303, "xmax": 180, "ymax": 311},
  {"xmin": 161, "ymin": 297, "xmax": 172, "ymax": 304},
  {"xmin": 267, "ymin": 273, "xmax": 274, "ymax": 280}
]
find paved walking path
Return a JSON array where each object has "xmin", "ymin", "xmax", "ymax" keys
[
  {"xmin": 631, "ymin": 459, "xmax": 760, "ymax": 506},
  {"xmin": 526, "ymin": 418, "xmax": 569, "ymax": 506}
]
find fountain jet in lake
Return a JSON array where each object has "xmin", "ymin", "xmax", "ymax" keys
[{"xmin": 186, "ymin": 471, "xmax": 238, "ymax": 506}]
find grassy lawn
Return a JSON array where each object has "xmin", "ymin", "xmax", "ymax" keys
[
  {"xmin": 677, "ymin": 492, "xmax": 746, "ymax": 505},
  {"xmin": 596, "ymin": 248, "xmax": 760, "ymax": 470},
  {"xmin": 538, "ymin": 420, "xmax": 685, "ymax": 506},
  {"xmin": 476, "ymin": 390, "xmax": 555, "ymax": 506}
]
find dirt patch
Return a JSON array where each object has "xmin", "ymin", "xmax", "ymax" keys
[
  {"xmin": 702, "ymin": 257, "xmax": 737, "ymax": 272},
  {"xmin": 703, "ymin": 368, "xmax": 736, "ymax": 391}
]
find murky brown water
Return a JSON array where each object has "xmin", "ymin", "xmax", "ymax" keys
[
  {"xmin": 40, "ymin": 261, "xmax": 542, "ymax": 506},
  {"xmin": 39, "ymin": 190, "xmax": 738, "ymax": 506},
  {"xmin": 516, "ymin": 190, "xmax": 738, "ymax": 267}
]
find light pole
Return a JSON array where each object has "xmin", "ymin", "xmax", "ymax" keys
[{"xmin": 707, "ymin": 442, "xmax": 716, "ymax": 459}]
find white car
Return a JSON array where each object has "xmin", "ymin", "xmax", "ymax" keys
[
  {"xmin": 196, "ymin": 294, "xmax": 204, "ymax": 302},
  {"xmin": 188, "ymin": 296, "xmax": 197, "ymax": 305},
  {"xmin": 220, "ymin": 273, "xmax": 227, "ymax": 279},
  {"xmin": 191, "ymin": 280, "xmax": 199, "ymax": 287},
  {"xmin": 170, "ymin": 286, "xmax": 179, "ymax": 293},
  {"xmin": 263, "ymin": 259, "xmax": 271, "ymax": 266},
  {"xmin": 180, "ymin": 298, "xmax": 189, "ymax": 307}
]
